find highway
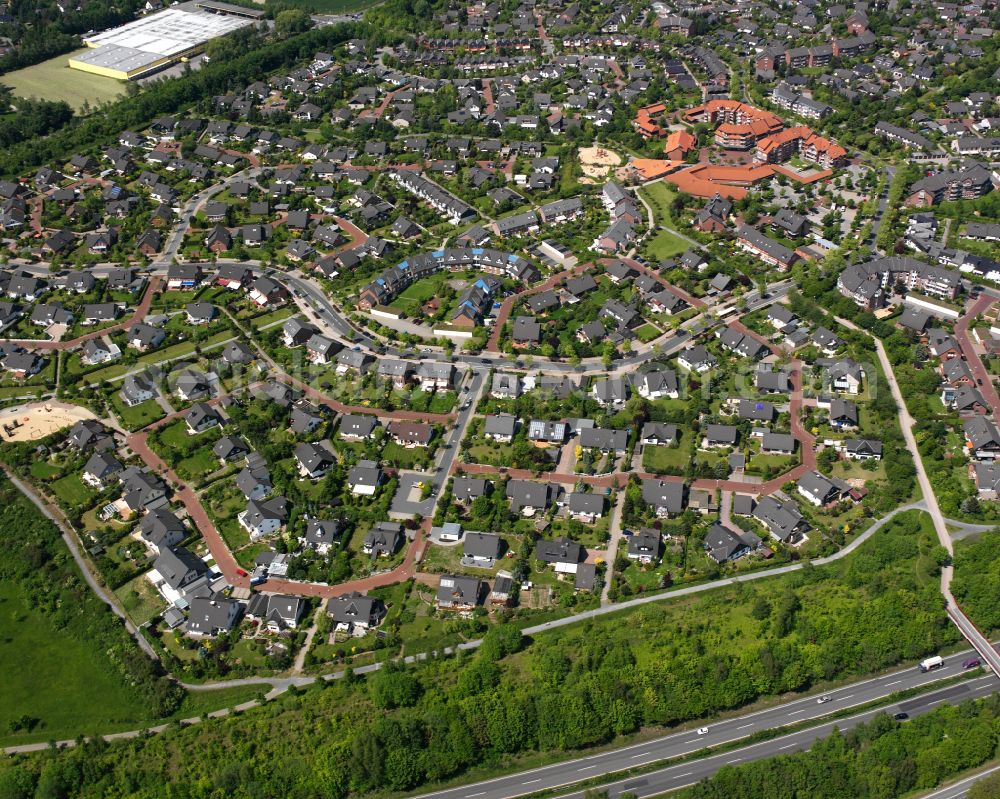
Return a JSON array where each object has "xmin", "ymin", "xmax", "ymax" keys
[
  {"xmin": 548, "ymin": 678, "xmax": 997, "ymax": 799},
  {"xmin": 417, "ymin": 655, "xmax": 996, "ymax": 799}
]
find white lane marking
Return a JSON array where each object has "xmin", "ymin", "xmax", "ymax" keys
[
  {"xmin": 675, "ymin": 772, "xmax": 693, "ymax": 778},
  {"xmin": 886, "ymin": 680, "xmax": 901, "ymax": 687},
  {"xmin": 523, "ymin": 779, "xmax": 541, "ymax": 785},
  {"xmin": 788, "ymin": 709, "xmax": 807, "ymax": 716},
  {"xmin": 779, "ymin": 743, "xmax": 798, "ymax": 750},
  {"xmin": 577, "ymin": 766, "xmax": 596, "ymax": 772},
  {"xmin": 841, "ymin": 695, "xmax": 854, "ymax": 700},
  {"xmin": 737, "ymin": 723, "xmax": 754, "ymax": 729},
  {"xmin": 630, "ymin": 753, "xmax": 649, "ymax": 759},
  {"xmin": 728, "ymin": 758, "xmax": 742, "ymax": 764}
]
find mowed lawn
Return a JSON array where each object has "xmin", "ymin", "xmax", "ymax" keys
[
  {"xmin": 111, "ymin": 395, "xmax": 164, "ymax": 431},
  {"xmin": 646, "ymin": 227, "xmax": 690, "ymax": 259},
  {"xmin": 4, "ymin": 49, "xmax": 126, "ymax": 111},
  {"xmin": 0, "ymin": 582, "xmax": 152, "ymax": 742},
  {"xmin": 50, "ymin": 474, "xmax": 96, "ymax": 507}
]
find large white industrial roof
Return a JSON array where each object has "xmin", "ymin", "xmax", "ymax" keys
[
  {"xmin": 72, "ymin": 7, "xmax": 254, "ymax": 74},
  {"xmin": 83, "ymin": 8, "xmax": 252, "ymax": 50}
]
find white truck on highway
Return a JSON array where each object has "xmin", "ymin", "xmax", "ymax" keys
[{"xmin": 919, "ymin": 655, "xmax": 944, "ymax": 673}]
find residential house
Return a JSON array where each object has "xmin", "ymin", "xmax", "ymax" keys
[
  {"xmin": 238, "ymin": 496, "xmax": 288, "ymax": 540},
  {"xmin": 484, "ymin": 414, "xmax": 517, "ymax": 443},
  {"xmin": 185, "ymin": 403, "xmax": 221, "ymax": 434},
  {"xmin": 294, "ymin": 441, "xmax": 335, "ymax": 479},
  {"xmin": 363, "ymin": 521, "xmax": 403, "ymax": 556},
  {"xmin": 82, "ymin": 452, "xmax": 123, "ymax": 488},
  {"xmin": 627, "ymin": 529, "xmax": 661, "ymax": 564},
  {"xmin": 245, "ymin": 594, "xmax": 305, "ymax": 632},
  {"xmin": 753, "ymin": 495, "xmax": 809, "ymax": 543},
  {"xmin": 348, "ymin": 461, "xmax": 383, "ymax": 495},
  {"xmin": 139, "ymin": 509, "xmax": 186, "ymax": 554},
  {"xmin": 704, "ymin": 524, "xmax": 759, "ymax": 563},
  {"xmin": 301, "ymin": 519, "xmax": 344, "ymax": 554},
  {"xmin": 437, "ymin": 575, "xmax": 483, "ymax": 610},
  {"xmin": 797, "ymin": 471, "xmax": 844, "ymax": 507},
  {"xmin": 534, "ymin": 536, "xmax": 583, "ymax": 573},
  {"xmin": 327, "ymin": 592, "xmax": 385, "ymax": 634},
  {"xmin": 641, "ymin": 479, "xmax": 686, "ymax": 516},
  {"xmin": 567, "ymin": 492, "xmax": 605, "ymax": 522},
  {"xmin": 187, "ymin": 596, "xmax": 242, "ymax": 637},
  {"xmin": 339, "ymin": 414, "xmax": 378, "ymax": 441},
  {"xmin": 640, "ymin": 422, "xmax": 678, "ymax": 446},
  {"xmin": 507, "ymin": 479, "xmax": 553, "ymax": 515}
]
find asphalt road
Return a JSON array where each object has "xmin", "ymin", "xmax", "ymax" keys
[
  {"xmin": 389, "ymin": 368, "xmax": 485, "ymax": 516},
  {"xmin": 416, "ymin": 657, "xmax": 996, "ymax": 799},
  {"xmin": 548, "ymin": 678, "xmax": 998, "ymax": 799}
]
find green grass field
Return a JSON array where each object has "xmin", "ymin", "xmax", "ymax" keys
[
  {"xmin": 645, "ymin": 227, "xmax": 690, "ymax": 259},
  {"xmin": 4, "ymin": 49, "xmax": 126, "ymax": 111},
  {"xmin": 0, "ymin": 581, "xmax": 154, "ymax": 743},
  {"xmin": 634, "ymin": 322, "xmax": 662, "ymax": 343},
  {"xmin": 29, "ymin": 461, "xmax": 62, "ymax": 480},
  {"xmin": 639, "ymin": 182, "xmax": 678, "ymax": 225}
]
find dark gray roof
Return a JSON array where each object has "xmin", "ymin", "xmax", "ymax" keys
[{"xmin": 534, "ymin": 535, "xmax": 583, "ymax": 565}]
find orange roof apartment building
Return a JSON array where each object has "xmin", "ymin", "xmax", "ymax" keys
[
  {"xmin": 683, "ymin": 100, "xmax": 783, "ymax": 150},
  {"xmin": 754, "ymin": 126, "xmax": 848, "ymax": 169}
]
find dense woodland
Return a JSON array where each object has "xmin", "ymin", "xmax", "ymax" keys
[
  {"xmin": 679, "ymin": 696, "xmax": 1000, "ymax": 799},
  {"xmin": 952, "ymin": 531, "xmax": 1000, "ymax": 634},
  {"xmin": 0, "ymin": 511, "xmax": 957, "ymax": 798}
]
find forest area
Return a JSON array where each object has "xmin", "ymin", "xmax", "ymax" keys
[
  {"xmin": 0, "ymin": 511, "xmax": 957, "ymax": 798},
  {"xmin": 952, "ymin": 530, "xmax": 1000, "ymax": 635}
]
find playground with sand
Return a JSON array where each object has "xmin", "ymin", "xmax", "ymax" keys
[
  {"xmin": 0, "ymin": 402, "xmax": 99, "ymax": 442},
  {"xmin": 578, "ymin": 145, "xmax": 622, "ymax": 180}
]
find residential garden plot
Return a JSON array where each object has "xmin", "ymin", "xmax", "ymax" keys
[
  {"xmin": 386, "ymin": 271, "xmax": 455, "ymax": 315},
  {"xmin": 85, "ymin": 330, "xmax": 236, "ymax": 383},
  {"xmin": 50, "ymin": 473, "xmax": 97, "ymax": 508},
  {"xmin": 110, "ymin": 394, "xmax": 165, "ymax": 431},
  {"xmin": 642, "ymin": 439, "xmax": 692, "ymax": 476},
  {"xmin": 381, "ymin": 441, "xmax": 435, "ymax": 470},
  {"xmin": 634, "ymin": 322, "xmax": 663, "ymax": 342},
  {"xmin": 148, "ymin": 420, "xmax": 224, "ymax": 483},
  {"xmin": 114, "ymin": 575, "xmax": 167, "ymax": 626}
]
